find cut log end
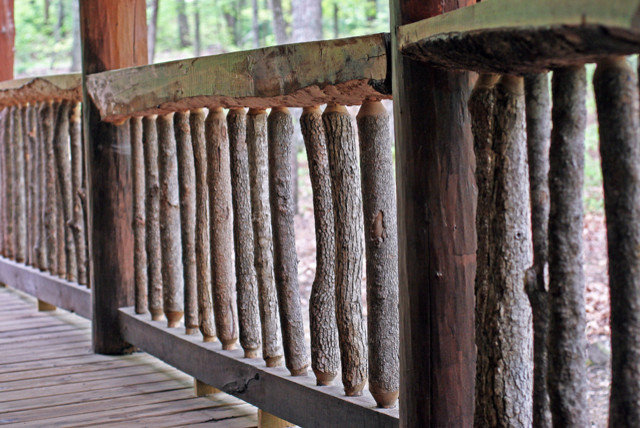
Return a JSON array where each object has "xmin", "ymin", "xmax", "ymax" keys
[
  {"xmin": 289, "ymin": 366, "xmax": 309, "ymax": 377},
  {"xmin": 202, "ymin": 335, "xmax": 217, "ymax": 343},
  {"xmin": 165, "ymin": 311, "xmax": 184, "ymax": 328},
  {"xmin": 371, "ymin": 389, "xmax": 399, "ymax": 409},
  {"xmin": 314, "ymin": 370, "xmax": 337, "ymax": 386},
  {"xmin": 185, "ymin": 327, "xmax": 198, "ymax": 335},
  {"xmin": 344, "ymin": 381, "xmax": 366, "ymax": 397},
  {"xmin": 265, "ymin": 356, "xmax": 283, "ymax": 368},
  {"xmin": 244, "ymin": 349, "xmax": 259, "ymax": 359},
  {"xmin": 221, "ymin": 339, "xmax": 238, "ymax": 351},
  {"xmin": 150, "ymin": 310, "xmax": 163, "ymax": 321}
]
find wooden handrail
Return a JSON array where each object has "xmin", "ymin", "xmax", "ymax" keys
[
  {"xmin": 0, "ymin": 74, "xmax": 81, "ymax": 106},
  {"xmin": 85, "ymin": 34, "xmax": 390, "ymax": 123}
]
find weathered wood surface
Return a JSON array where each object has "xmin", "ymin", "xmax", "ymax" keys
[
  {"xmin": 0, "ymin": 73, "xmax": 81, "ymax": 106},
  {"xmin": 398, "ymin": 0, "xmax": 640, "ymax": 75},
  {"xmin": 119, "ymin": 306, "xmax": 399, "ymax": 427},
  {"xmin": 85, "ymin": 34, "xmax": 391, "ymax": 123},
  {"xmin": 0, "ymin": 287, "xmax": 256, "ymax": 427}
]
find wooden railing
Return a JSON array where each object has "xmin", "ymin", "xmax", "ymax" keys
[{"xmin": 0, "ymin": 74, "xmax": 91, "ymax": 318}]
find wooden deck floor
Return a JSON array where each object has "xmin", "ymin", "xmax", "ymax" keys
[{"xmin": 0, "ymin": 286, "xmax": 257, "ymax": 427}]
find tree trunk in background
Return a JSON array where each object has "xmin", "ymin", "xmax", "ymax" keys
[
  {"xmin": 193, "ymin": 0, "xmax": 201, "ymax": 56},
  {"xmin": 177, "ymin": 0, "xmax": 190, "ymax": 47},
  {"xmin": 55, "ymin": 0, "xmax": 64, "ymax": 42},
  {"xmin": 148, "ymin": 0, "xmax": 160, "ymax": 63},
  {"xmin": 366, "ymin": 0, "xmax": 376, "ymax": 24},
  {"xmin": 270, "ymin": 0, "xmax": 288, "ymax": 44},
  {"xmin": 252, "ymin": 0, "xmax": 259, "ymax": 48},
  {"xmin": 71, "ymin": 0, "xmax": 81, "ymax": 71},
  {"xmin": 292, "ymin": 0, "xmax": 322, "ymax": 42},
  {"xmin": 333, "ymin": 4, "xmax": 339, "ymax": 38},
  {"xmin": 44, "ymin": 0, "xmax": 51, "ymax": 24}
]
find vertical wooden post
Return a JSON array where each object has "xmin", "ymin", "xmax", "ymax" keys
[
  {"xmin": 0, "ymin": 0, "xmax": 14, "ymax": 82},
  {"xmin": 80, "ymin": 0, "xmax": 148, "ymax": 354},
  {"xmin": 390, "ymin": 0, "xmax": 476, "ymax": 425}
]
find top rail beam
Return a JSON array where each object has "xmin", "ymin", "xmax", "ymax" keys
[
  {"xmin": 86, "ymin": 34, "xmax": 391, "ymax": 123},
  {"xmin": 398, "ymin": 0, "xmax": 640, "ymax": 74},
  {"xmin": 0, "ymin": 73, "xmax": 82, "ymax": 106}
]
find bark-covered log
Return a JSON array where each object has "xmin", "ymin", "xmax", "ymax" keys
[
  {"xmin": 56, "ymin": 159, "xmax": 67, "ymax": 279},
  {"xmin": 27, "ymin": 105, "xmax": 39, "ymax": 268},
  {"xmin": 206, "ymin": 107, "xmax": 238, "ymax": 350},
  {"xmin": 131, "ymin": 116, "xmax": 147, "ymax": 314},
  {"xmin": 53, "ymin": 101, "xmax": 77, "ymax": 282},
  {"xmin": 593, "ymin": 57, "xmax": 640, "ymax": 427},
  {"xmin": 41, "ymin": 102, "xmax": 58, "ymax": 273},
  {"xmin": 174, "ymin": 111, "xmax": 198, "ymax": 334},
  {"xmin": 524, "ymin": 72, "xmax": 551, "ymax": 428},
  {"xmin": 157, "ymin": 113, "xmax": 184, "ymax": 327},
  {"xmin": 473, "ymin": 75, "xmax": 533, "ymax": 427},
  {"xmin": 3, "ymin": 106, "xmax": 14, "ymax": 260},
  {"xmin": 13, "ymin": 104, "xmax": 27, "ymax": 263},
  {"xmin": 246, "ymin": 108, "xmax": 283, "ymax": 367},
  {"xmin": 356, "ymin": 100, "xmax": 399, "ymax": 408},
  {"xmin": 190, "ymin": 108, "xmax": 215, "ymax": 341},
  {"xmin": 143, "ymin": 115, "xmax": 164, "ymax": 320},
  {"xmin": 323, "ymin": 104, "xmax": 367, "ymax": 396},
  {"xmin": 22, "ymin": 105, "xmax": 32, "ymax": 266},
  {"xmin": 548, "ymin": 66, "xmax": 587, "ymax": 427},
  {"xmin": 36, "ymin": 103, "xmax": 48, "ymax": 270},
  {"xmin": 268, "ymin": 106, "xmax": 309, "ymax": 376},
  {"xmin": 228, "ymin": 108, "xmax": 261, "ymax": 357},
  {"xmin": 300, "ymin": 106, "xmax": 340, "ymax": 386},
  {"xmin": 69, "ymin": 103, "xmax": 87, "ymax": 285},
  {"xmin": 0, "ymin": 109, "xmax": 6, "ymax": 258}
]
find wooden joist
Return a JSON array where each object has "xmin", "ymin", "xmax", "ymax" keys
[
  {"xmin": 398, "ymin": 0, "xmax": 640, "ymax": 75},
  {"xmin": 0, "ymin": 74, "xmax": 81, "ymax": 106},
  {"xmin": 85, "ymin": 34, "xmax": 391, "ymax": 123}
]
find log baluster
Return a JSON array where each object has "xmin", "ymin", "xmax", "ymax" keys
[
  {"xmin": 190, "ymin": 108, "xmax": 216, "ymax": 341},
  {"xmin": 323, "ymin": 104, "xmax": 367, "ymax": 396},
  {"xmin": 268, "ymin": 106, "xmax": 309, "ymax": 376},
  {"xmin": 51, "ymin": 102, "xmax": 66, "ymax": 278},
  {"xmin": 27, "ymin": 105, "xmax": 40, "ymax": 269},
  {"xmin": 206, "ymin": 107, "xmax": 238, "ymax": 350},
  {"xmin": 22, "ymin": 105, "xmax": 32, "ymax": 266},
  {"xmin": 0, "ymin": 109, "xmax": 5, "ymax": 258},
  {"xmin": 36, "ymin": 103, "xmax": 48, "ymax": 270},
  {"xmin": 175, "ymin": 111, "xmax": 198, "ymax": 334},
  {"xmin": 593, "ymin": 56, "xmax": 640, "ymax": 427},
  {"xmin": 143, "ymin": 115, "xmax": 163, "ymax": 320},
  {"xmin": 131, "ymin": 116, "xmax": 148, "ymax": 314},
  {"xmin": 157, "ymin": 112, "xmax": 184, "ymax": 328},
  {"xmin": 548, "ymin": 66, "xmax": 588, "ymax": 427},
  {"xmin": 3, "ymin": 105, "xmax": 13, "ymax": 260},
  {"xmin": 356, "ymin": 100, "xmax": 400, "ymax": 408},
  {"xmin": 300, "ymin": 106, "xmax": 340, "ymax": 386},
  {"xmin": 246, "ymin": 108, "xmax": 283, "ymax": 367},
  {"xmin": 69, "ymin": 103, "xmax": 87, "ymax": 285},
  {"xmin": 13, "ymin": 104, "xmax": 26, "ymax": 263},
  {"xmin": 228, "ymin": 107, "xmax": 261, "ymax": 358}
]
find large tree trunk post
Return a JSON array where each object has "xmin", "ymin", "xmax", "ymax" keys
[
  {"xmin": 69, "ymin": 102, "xmax": 87, "ymax": 285},
  {"xmin": 206, "ymin": 107, "xmax": 238, "ymax": 350},
  {"xmin": 356, "ymin": 100, "xmax": 399, "ymax": 408},
  {"xmin": 189, "ymin": 109, "xmax": 216, "ymax": 341},
  {"xmin": 0, "ymin": 0, "xmax": 14, "ymax": 84},
  {"xmin": 157, "ymin": 113, "xmax": 184, "ymax": 328},
  {"xmin": 131, "ymin": 116, "xmax": 147, "ymax": 314},
  {"xmin": 300, "ymin": 106, "xmax": 339, "ymax": 386},
  {"xmin": 13, "ymin": 104, "xmax": 27, "ymax": 263},
  {"xmin": 53, "ymin": 101, "xmax": 78, "ymax": 282},
  {"xmin": 174, "ymin": 111, "xmax": 198, "ymax": 334},
  {"xmin": 323, "ymin": 104, "xmax": 367, "ymax": 396},
  {"xmin": 524, "ymin": 72, "xmax": 552, "ymax": 428},
  {"xmin": 473, "ymin": 75, "xmax": 534, "ymax": 427},
  {"xmin": 80, "ymin": 0, "xmax": 148, "ymax": 353},
  {"xmin": 268, "ymin": 106, "xmax": 309, "ymax": 376},
  {"xmin": 594, "ymin": 57, "xmax": 640, "ymax": 427},
  {"xmin": 390, "ymin": 0, "xmax": 477, "ymax": 424},
  {"xmin": 246, "ymin": 108, "xmax": 283, "ymax": 367},
  {"xmin": 143, "ymin": 115, "xmax": 163, "ymax": 320},
  {"xmin": 547, "ymin": 66, "xmax": 588, "ymax": 427},
  {"xmin": 228, "ymin": 108, "xmax": 261, "ymax": 358}
]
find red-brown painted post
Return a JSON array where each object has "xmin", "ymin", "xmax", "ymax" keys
[
  {"xmin": 79, "ymin": 0, "xmax": 148, "ymax": 354},
  {"xmin": 390, "ymin": 0, "xmax": 476, "ymax": 425},
  {"xmin": 0, "ymin": 0, "xmax": 13, "ymax": 82}
]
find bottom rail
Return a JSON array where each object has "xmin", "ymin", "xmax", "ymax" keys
[
  {"xmin": 118, "ymin": 307, "xmax": 399, "ymax": 428},
  {"xmin": 0, "ymin": 256, "xmax": 91, "ymax": 319}
]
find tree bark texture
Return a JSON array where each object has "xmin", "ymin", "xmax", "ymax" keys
[
  {"xmin": 37, "ymin": 103, "xmax": 47, "ymax": 270},
  {"xmin": 27, "ymin": 105, "xmax": 39, "ymax": 268},
  {"xmin": 69, "ymin": 103, "xmax": 87, "ymax": 285},
  {"xmin": 13, "ymin": 104, "xmax": 26, "ymax": 263},
  {"xmin": 143, "ymin": 115, "xmax": 163, "ymax": 320},
  {"xmin": 53, "ymin": 101, "xmax": 78, "ymax": 282},
  {"xmin": 593, "ymin": 57, "xmax": 640, "ymax": 428},
  {"xmin": 175, "ymin": 111, "xmax": 198, "ymax": 334},
  {"xmin": 158, "ymin": 113, "xmax": 184, "ymax": 327},
  {"xmin": 300, "ymin": 106, "xmax": 340, "ymax": 386},
  {"xmin": 41, "ymin": 103, "xmax": 58, "ymax": 274},
  {"xmin": 190, "ymin": 109, "xmax": 216, "ymax": 341},
  {"xmin": 131, "ymin": 116, "xmax": 147, "ymax": 314},
  {"xmin": 323, "ymin": 104, "xmax": 368, "ymax": 396},
  {"xmin": 356, "ymin": 101, "xmax": 399, "ymax": 408},
  {"xmin": 0, "ymin": 109, "xmax": 5, "ymax": 258},
  {"xmin": 2, "ymin": 106, "xmax": 12, "ymax": 260},
  {"xmin": 22, "ymin": 106, "xmax": 32, "ymax": 266},
  {"xmin": 246, "ymin": 108, "xmax": 283, "ymax": 367},
  {"xmin": 524, "ymin": 72, "xmax": 551, "ymax": 428},
  {"xmin": 228, "ymin": 108, "xmax": 261, "ymax": 358},
  {"xmin": 268, "ymin": 107, "xmax": 309, "ymax": 376},
  {"xmin": 56, "ymin": 172, "xmax": 67, "ymax": 278},
  {"xmin": 206, "ymin": 107, "xmax": 238, "ymax": 350},
  {"xmin": 548, "ymin": 66, "xmax": 588, "ymax": 428},
  {"xmin": 473, "ymin": 75, "xmax": 533, "ymax": 428}
]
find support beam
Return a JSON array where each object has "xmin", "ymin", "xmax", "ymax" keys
[
  {"xmin": 0, "ymin": 0, "xmax": 14, "ymax": 82},
  {"xmin": 79, "ymin": 0, "xmax": 148, "ymax": 354},
  {"xmin": 391, "ymin": 0, "xmax": 476, "ymax": 426}
]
